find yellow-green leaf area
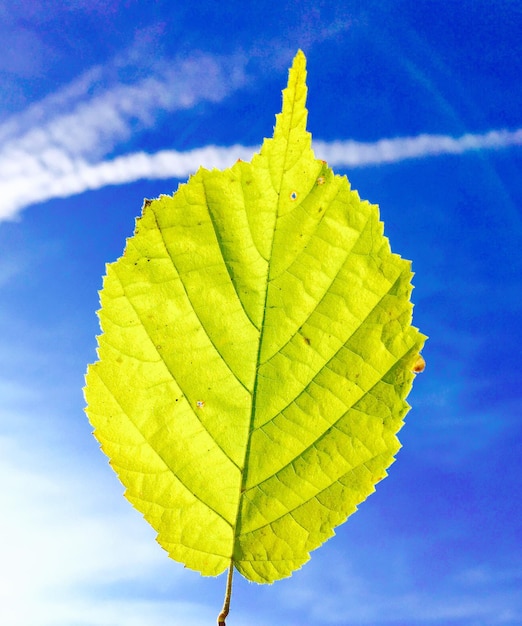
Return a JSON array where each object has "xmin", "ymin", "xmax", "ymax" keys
[{"xmin": 84, "ymin": 50, "xmax": 426, "ymax": 584}]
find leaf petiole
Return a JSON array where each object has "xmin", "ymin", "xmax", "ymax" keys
[{"xmin": 217, "ymin": 560, "xmax": 235, "ymax": 626}]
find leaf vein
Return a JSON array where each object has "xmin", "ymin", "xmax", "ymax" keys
[
  {"xmin": 148, "ymin": 207, "xmax": 251, "ymax": 396},
  {"xmin": 248, "ymin": 339, "xmax": 413, "ymax": 497},
  {"xmin": 92, "ymin": 367, "xmax": 233, "ymax": 528}
]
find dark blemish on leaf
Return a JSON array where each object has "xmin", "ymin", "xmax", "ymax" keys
[
  {"xmin": 318, "ymin": 207, "xmax": 323, "ymax": 213},
  {"xmin": 290, "ymin": 191, "xmax": 298, "ymax": 201},
  {"xmin": 303, "ymin": 337, "xmax": 311, "ymax": 346},
  {"xmin": 412, "ymin": 355, "xmax": 426, "ymax": 374},
  {"xmin": 143, "ymin": 199, "xmax": 153, "ymax": 208},
  {"xmin": 196, "ymin": 400, "xmax": 205, "ymax": 409},
  {"xmin": 316, "ymin": 176, "xmax": 325, "ymax": 185}
]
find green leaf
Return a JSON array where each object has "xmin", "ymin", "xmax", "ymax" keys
[{"xmin": 85, "ymin": 50, "xmax": 426, "ymax": 589}]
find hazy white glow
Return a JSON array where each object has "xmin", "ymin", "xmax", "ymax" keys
[{"xmin": 0, "ymin": 434, "xmax": 217, "ymax": 626}]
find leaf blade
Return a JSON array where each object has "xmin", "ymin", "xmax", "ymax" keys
[{"xmin": 85, "ymin": 49, "xmax": 426, "ymax": 584}]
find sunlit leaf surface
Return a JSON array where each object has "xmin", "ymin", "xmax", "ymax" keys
[{"xmin": 85, "ymin": 50, "xmax": 426, "ymax": 585}]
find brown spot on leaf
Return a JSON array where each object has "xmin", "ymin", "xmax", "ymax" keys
[{"xmin": 412, "ymin": 354, "xmax": 426, "ymax": 374}]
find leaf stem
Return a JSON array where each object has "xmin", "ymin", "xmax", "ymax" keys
[{"xmin": 217, "ymin": 560, "xmax": 235, "ymax": 626}]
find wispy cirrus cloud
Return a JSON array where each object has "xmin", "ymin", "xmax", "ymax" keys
[
  {"xmin": 0, "ymin": 49, "xmax": 248, "ymax": 220},
  {"xmin": 0, "ymin": 48, "xmax": 248, "ymax": 151},
  {"xmin": 1, "ymin": 42, "xmax": 522, "ymax": 222},
  {"xmin": 314, "ymin": 127, "xmax": 522, "ymax": 166},
  {"xmin": 3, "ymin": 127, "xmax": 522, "ymax": 221}
]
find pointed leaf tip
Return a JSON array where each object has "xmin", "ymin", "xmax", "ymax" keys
[
  {"xmin": 292, "ymin": 48, "xmax": 307, "ymax": 71},
  {"xmin": 280, "ymin": 50, "xmax": 308, "ymax": 129}
]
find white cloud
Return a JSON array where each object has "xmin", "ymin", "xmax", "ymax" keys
[
  {"xmin": 0, "ymin": 49, "xmax": 248, "ymax": 220},
  {"xmin": 0, "ymin": 144, "xmax": 259, "ymax": 219},
  {"xmin": 2, "ymin": 39, "xmax": 521, "ymax": 222},
  {"xmin": 314, "ymin": 127, "xmax": 522, "ymax": 166},
  {"xmin": 0, "ymin": 50, "xmax": 247, "ymax": 154},
  {"xmin": 2, "ymin": 127, "xmax": 522, "ymax": 221}
]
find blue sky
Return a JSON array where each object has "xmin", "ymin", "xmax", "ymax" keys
[{"xmin": 1, "ymin": 2, "xmax": 521, "ymax": 625}]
